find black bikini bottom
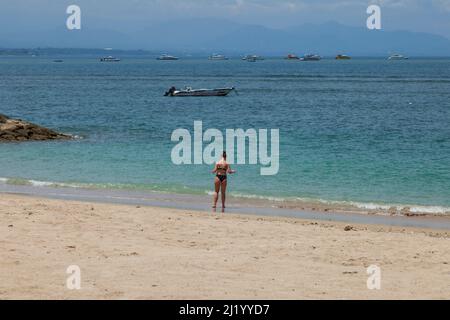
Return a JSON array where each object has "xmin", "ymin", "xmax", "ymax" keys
[{"xmin": 216, "ymin": 175, "xmax": 227, "ymax": 182}]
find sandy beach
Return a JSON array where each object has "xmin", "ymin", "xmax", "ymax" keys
[{"xmin": 1, "ymin": 193, "xmax": 449, "ymax": 299}]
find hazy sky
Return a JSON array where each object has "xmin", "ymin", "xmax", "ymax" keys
[{"xmin": 1, "ymin": 0, "xmax": 450, "ymax": 38}]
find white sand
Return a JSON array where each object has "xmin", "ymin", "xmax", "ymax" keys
[{"xmin": 0, "ymin": 194, "xmax": 449, "ymax": 299}]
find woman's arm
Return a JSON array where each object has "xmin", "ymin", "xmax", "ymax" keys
[
  {"xmin": 212, "ymin": 163, "xmax": 218, "ymax": 173},
  {"xmin": 227, "ymin": 165, "xmax": 236, "ymax": 174}
]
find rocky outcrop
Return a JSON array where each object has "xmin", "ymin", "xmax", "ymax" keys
[{"xmin": 0, "ymin": 114, "xmax": 71, "ymax": 142}]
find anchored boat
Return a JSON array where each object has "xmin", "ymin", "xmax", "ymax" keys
[
  {"xmin": 164, "ymin": 87, "xmax": 235, "ymax": 97},
  {"xmin": 157, "ymin": 54, "xmax": 179, "ymax": 60},
  {"xmin": 242, "ymin": 55, "xmax": 264, "ymax": 62},
  {"xmin": 388, "ymin": 54, "xmax": 408, "ymax": 60},
  {"xmin": 209, "ymin": 54, "xmax": 229, "ymax": 60},
  {"xmin": 336, "ymin": 54, "xmax": 351, "ymax": 60},
  {"xmin": 100, "ymin": 56, "xmax": 121, "ymax": 62},
  {"xmin": 285, "ymin": 54, "xmax": 300, "ymax": 60},
  {"xmin": 300, "ymin": 54, "xmax": 321, "ymax": 61}
]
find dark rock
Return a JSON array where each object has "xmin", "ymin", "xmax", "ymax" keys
[
  {"xmin": 344, "ymin": 225, "xmax": 354, "ymax": 231},
  {"xmin": 0, "ymin": 114, "xmax": 8, "ymax": 123},
  {"xmin": 0, "ymin": 114, "xmax": 71, "ymax": 142}
]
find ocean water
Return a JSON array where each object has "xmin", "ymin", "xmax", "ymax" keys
[{"xmin": 0, "ymin": 56, "xmax": 449, "ymax": 213}]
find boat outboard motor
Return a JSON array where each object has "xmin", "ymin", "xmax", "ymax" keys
[{"xmin": 164, "ymin": 86, "xmax": 176, "ymax": 96}]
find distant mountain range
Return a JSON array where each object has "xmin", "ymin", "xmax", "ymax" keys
[{"xmin": 1, "ymin": 19, "xmax": 450, "ymax": 56}]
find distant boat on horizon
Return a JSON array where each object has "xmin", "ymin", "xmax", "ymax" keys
[
  {"xmin": 100, "ymin": 56, "xmax": 120, "ymax": 62},
  {"xmin": 388, "ymin": 53, "xmax": 409, "ymax": 60},
  {"xmin": 300, "ymin": 54, "xmax": 321, "ymax": 61},
  {"xmin": 335, "ymin": 54, "xmax": 351, "ymax": 60},
  {"xmin": 164, "ymin": 86, "xmax": 235, "ymax": 97},
  {"xmin": 285, "ymin": 54, "xmax": 300, "ymax": 60},
  {"xmin": 208, "ymin": 54, "xmax": 229, "ymax": 60},
  {"xmin": 157, "ymin": 54, "xmax": 179, "ymax": 60},
  {"xmin": 242, "ymin": 54, "xmax": 264, "ymax": 62}
]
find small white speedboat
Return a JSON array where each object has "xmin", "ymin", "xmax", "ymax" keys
[
  {"xmin": 100, "ymin": 56, "xmax": 121, "ymax": 62},
  {"xmin": 242, "ymin": 54, "xmax": 264, "ymax": 61},
  {"xmin": 157, "ymin": 54, "xmax": 179, "ymax": 60},
  {"xmin": 164, "ymin": 87, "xmax": 235, "ymax": 97},
  {"xmin": 388, "ymin": 54, "xmax": 408, "ymax": 60},
  {"xmin": 300, "ymin": 54, "xmax": 321, "ymax": 61},
  {"xmin": 209, "ymin": 54, "xmax": 229, "ymax": 60}
]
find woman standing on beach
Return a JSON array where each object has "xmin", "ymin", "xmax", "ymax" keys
[{"xmin": 212, "ymin": 151, "xmax": 235, "ymax": 210}]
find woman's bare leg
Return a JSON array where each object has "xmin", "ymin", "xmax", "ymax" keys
[
  {"xmin": 212, "ymin": 177, "xmax": 220, "ymax": 208},
  {"xmin": 220, "ymin": 179, "xmax": 227, "ymax": 208}
]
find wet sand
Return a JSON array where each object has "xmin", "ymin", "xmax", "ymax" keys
[
  {"xmin": 1, "ymin": 183, "xmax": 450, "ymax": 230},
  {"xmin": 1, "ymin": 193, "xmax": 449, "ymax": 299}
]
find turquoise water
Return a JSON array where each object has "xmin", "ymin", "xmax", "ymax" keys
[{"xmin": 0, "ymin": 57, "xmax": 449, "ymax": 212}]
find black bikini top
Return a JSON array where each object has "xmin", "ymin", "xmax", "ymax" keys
[{"xmin": 217, "ymin": 163, "xmax": 227, "ymax": 171}]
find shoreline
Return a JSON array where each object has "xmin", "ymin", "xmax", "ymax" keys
[
  {"xmin": 1, "ymin": 193, "xmax": 449, "ymax": 299},
  {"xmin": 1, "ymin": 176, "xmax": 449, "ymax": 217},
  {"xmin": 1, "ymin": 182, "xmax": 450, "ymax": 230}
]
